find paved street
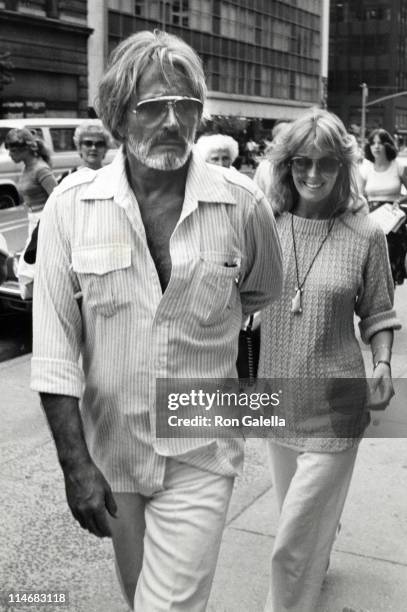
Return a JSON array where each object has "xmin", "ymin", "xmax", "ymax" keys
[{"xmin": 0, "ymin": 285, "xmax": 406, "ymax": 612}]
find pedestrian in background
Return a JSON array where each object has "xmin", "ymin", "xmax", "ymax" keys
[
  {"xmin": 31, "ymin": 29, "xmax": 283, "ymax": 611},
  {"xmin": 258, "ymin": 108, "xmax": 400, "ymax": 612},
  {"xmin": 195, "ymin": 133, "xmax": 239, "ymax": 168},
  {"xmin": 253, "ymin": 121, "xmax": 291, "ymax": 198},
  {"xmin": 5, "ymin": 128, "xmax": 57, "ymax": 298},
  {"xmin": 58, "ymin": 119, "xmax": 112, "ymax": 182},
  {"xmin": 359, "ymin": 128, "xmax": 407, "ymax": 285},
  {"xmin": 5, "ymin": 127, "xmax": 57, "ymax": 213},
  {"xmin": 23, "ymin": 119, "xmax": 112, "ymax": 269},
  {"xmin": 245, "ymin": 137, "xmax": 258, "ymax": 168}
]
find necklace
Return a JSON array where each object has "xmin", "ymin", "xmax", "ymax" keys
[{"xmin": 290, "ymin": 214, "xmax": 336, "ymax": 315}]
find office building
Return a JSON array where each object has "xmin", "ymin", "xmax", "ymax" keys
[
  {"xmin": 329, "ymin": 0, "xmax": 407, "ymax": 138},
  {"xmin": 89, "ymin": 0, "xmax": 326, "ymax": 133},
  {"xmin": 0, "ymin": 1, "xmax": 92, "ymax": 118},
  {"xmin": 0, "ymin": 0, "xmax": 327, "ymax": 131}
]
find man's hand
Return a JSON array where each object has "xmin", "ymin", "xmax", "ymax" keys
[
  {"xmin": 39, "ymin": 393, "xmax": 118, "ymax": 538},
  {"xmin": 63, "ymin": 460, "xmax": 117, "ymax": 538}
]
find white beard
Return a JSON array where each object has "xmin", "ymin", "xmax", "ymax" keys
[{"xmin": 127, "ymin": 134, "xmax": 193, "ymax": 170}]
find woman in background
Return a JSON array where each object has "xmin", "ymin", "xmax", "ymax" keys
[
  {"xmin": 259, "ymin": 109, "xmax": 399, "ymax": 612},
  {"xmin": 59, "ymin": 119, "xmax": 111, "ymax": 181},
  {"xmin": 5, "ymin": 127, "xmax": 57, "ymax": 212},
  {"xmin": 23, "ymin": 120, "xmax": 111, "ymax": 267},
  {"xmin": 195, "ymin": 133, "xmax": 239, "ymax": 168},
  {"xmin": 5, "ymin": 128, "xmax": 57, "ymax": 297},
  {"xmin": 359, "ymin": 128, "xmax": 407, "ymax": 285}
]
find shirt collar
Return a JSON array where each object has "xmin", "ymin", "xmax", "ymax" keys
[{"xmin": 81, "ymin": 146, "xmax": 237, "ymax": 211}]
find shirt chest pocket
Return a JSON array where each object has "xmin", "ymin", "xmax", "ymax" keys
[
  {"xmin": 72, "ymin": 244, "xmax": 132, "ymax": 318},
  {"xmin": 195, "ymin": 254, "xmax": 241, "ymax": 325}
]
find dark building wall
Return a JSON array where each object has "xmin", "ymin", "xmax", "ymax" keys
[
  {"xmin": 0, "ymin": 3, "xmax": 92, "ymax": 118},
  {"xmin": 329, "ymin": 0, "xmax": 407, "ymax": 136}
]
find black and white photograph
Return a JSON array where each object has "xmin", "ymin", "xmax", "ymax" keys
[{"xmin": 1, "ymin": 1, "xmax": 406, "ymax": 611}]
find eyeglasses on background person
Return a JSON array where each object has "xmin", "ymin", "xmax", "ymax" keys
[
  {"xmin": 5, "ymin": 141, "xmax": 27, "ymax": 150},
  {"xmin": 80, "ymin": 139, "xmax": 107, "ymax": 149},
  {"xmin": 131, "ymin": 95, "xmax": 203, "ymax": 128}
]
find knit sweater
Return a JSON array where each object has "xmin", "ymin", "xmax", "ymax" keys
[{"xmin": 258, "ymin": 210, "xmax": 401, "ymax": 452}]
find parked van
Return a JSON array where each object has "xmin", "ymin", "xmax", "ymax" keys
[
  {"xmin": 0, "ymin": 117, "xmax": 116, "ymax": 208},
  {"xmin": 0, "ymin": 118, "xmax": 116, "ymax": 312}
]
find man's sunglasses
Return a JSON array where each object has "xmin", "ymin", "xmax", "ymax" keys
[
  {"xmin": 5, "ymin": 142, "xmax": 27, "ymax": 150},
  {"xmin": 131, "ymin": 96, "xmax": 203, "ymax": 128},
  {"xmin": 290, "ymin": 156, "xmax": 342, "ymax": 176},
  {"xmin": 80, "ymin": 139, "xmax": 107, "ymax": 149}
]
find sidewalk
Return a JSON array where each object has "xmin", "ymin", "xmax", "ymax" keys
[{"xmin": 0, "ymin": 286, "xmax": 406, "ymax": 612}]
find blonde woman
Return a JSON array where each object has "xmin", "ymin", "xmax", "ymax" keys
[
  {"xmin": 259, "ymin": 109, "xmax": 400, "ymax": 612},
  {"xmin": 5, "ymin": 128, "xmax": 57, "ymax": 298}
]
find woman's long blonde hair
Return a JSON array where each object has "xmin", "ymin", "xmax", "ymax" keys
[{"xmin": 270, "ymin": 108, "xmax": 361, "ymax": 215}]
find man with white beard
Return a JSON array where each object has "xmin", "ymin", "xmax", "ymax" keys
[{"xmin": 31, "ymin": 30, "xmax": 282, "ymax": 611}]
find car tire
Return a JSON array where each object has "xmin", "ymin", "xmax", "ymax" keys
[{"xmin": 0, "ymin": 190, "xmax": 18, "ymax": 209}]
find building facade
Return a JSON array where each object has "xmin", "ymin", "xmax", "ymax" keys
[
  {"xmin": 88, "ymin": 0, "xmax": 325, "ymax": 134},
  {"xmin": 0, "ymin": 0, "xmax": 92, "ymax": 118},
  {"xmin": 329, "ymin": 0, "xmax": 407, "ymax": 139}
]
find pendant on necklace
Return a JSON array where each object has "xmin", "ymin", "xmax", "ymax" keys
[{"xmin": 291, "ymin": 287, "xmax": 303, "ymax": 314}]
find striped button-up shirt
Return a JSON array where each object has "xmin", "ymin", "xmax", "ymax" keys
[{"xmin": 31, "ymin": 150, "xmax": 282, "ymax": 494}]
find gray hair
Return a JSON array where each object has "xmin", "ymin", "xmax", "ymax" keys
[
  {"xmin": 96, "ymin": 30, "xmax": 207, "ymax": 142},
  {"xmin": 195, "ymin": 134, "xmax": 239, "ymax": 163},
  {"xmin": 73, "ymin": 120, "xmax": 111, "ymax": 149}
]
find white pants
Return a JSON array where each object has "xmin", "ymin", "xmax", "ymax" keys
[
  {"xmin": 108, "ymin": 459, "xmax": 234, "ymax": 612},
  {"xmin": 264, "ymin": 442, "xmax": 359, "ymax": 612}
]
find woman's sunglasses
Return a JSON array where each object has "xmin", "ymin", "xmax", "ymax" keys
[
  {"xmin": 80, "ymin": 139, "xmax": 107, "ymax": 149},
  {"xmin": 5, "ymin": 142, "xmax": 27, "ymax": 150},
  {"xmin": 290, "ymin": 156, "xmax": 342, "ymax": 176}
]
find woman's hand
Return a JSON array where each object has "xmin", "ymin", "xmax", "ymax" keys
[{"xmin": 367, "ymin": 363, "xmax": 395, "ymax": 410}]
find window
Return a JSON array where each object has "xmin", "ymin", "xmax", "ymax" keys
[
  {"xmin": 18, "ymin": 0, "xmax": 46, "ymax": 17},
  {"xmin": 221, "ymin": 3, "xmax": 238, "ymax": 38},
  {"xmin": 220, "ymin": 58, "xmax": 240, "ymax": 94},
  {"xmin": 133, "ymin": 0, "xmax": 160, "ymax": 18},
  {"xmin": 271, "ymin": 70, "xmax": 290, "ymax": 99},
  {"xmin": 295, "ymin": 73, "xmax": 319, "ymax": 102},
  {"xmin": 108, "ymin": 0, "xmax": 134, "ymax": 12},
  {"xmin": 220, "ymin": 3, "xmax": 256, "ymax": 44},
  {"xmin": 133, "ymin": 0, "xmax": 187, "ymax": 24},
  {"xmin": 189, "ymin": 0, "xmax": 211, "ymax": 32},
  {"xmin": 50, "ymin": 128, "xmax": 76, "ymax": 153},
  {"xmin": 270, "ymin": 20, "xmax": 291, "ymax": 52}
]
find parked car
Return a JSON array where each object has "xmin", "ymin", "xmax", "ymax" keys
[
  {"xmin": 0, "ymin": 117, "xmax": 116, "ymax": 209},
  {"xmin": 0, "ymin": 117, "xmax": 116, "ymax": 312}
]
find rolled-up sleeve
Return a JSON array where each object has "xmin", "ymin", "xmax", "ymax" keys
[
  {"xmin": 240, "ymin": 192, "xmax": 283, "ymax": 315},
  {"xmin": 31, "ymin": 192, "xmax": 84, "ymax": 397},
  {"xmin": 356, "ymin": 224, "xmax": 401, "ymax": 343}
]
